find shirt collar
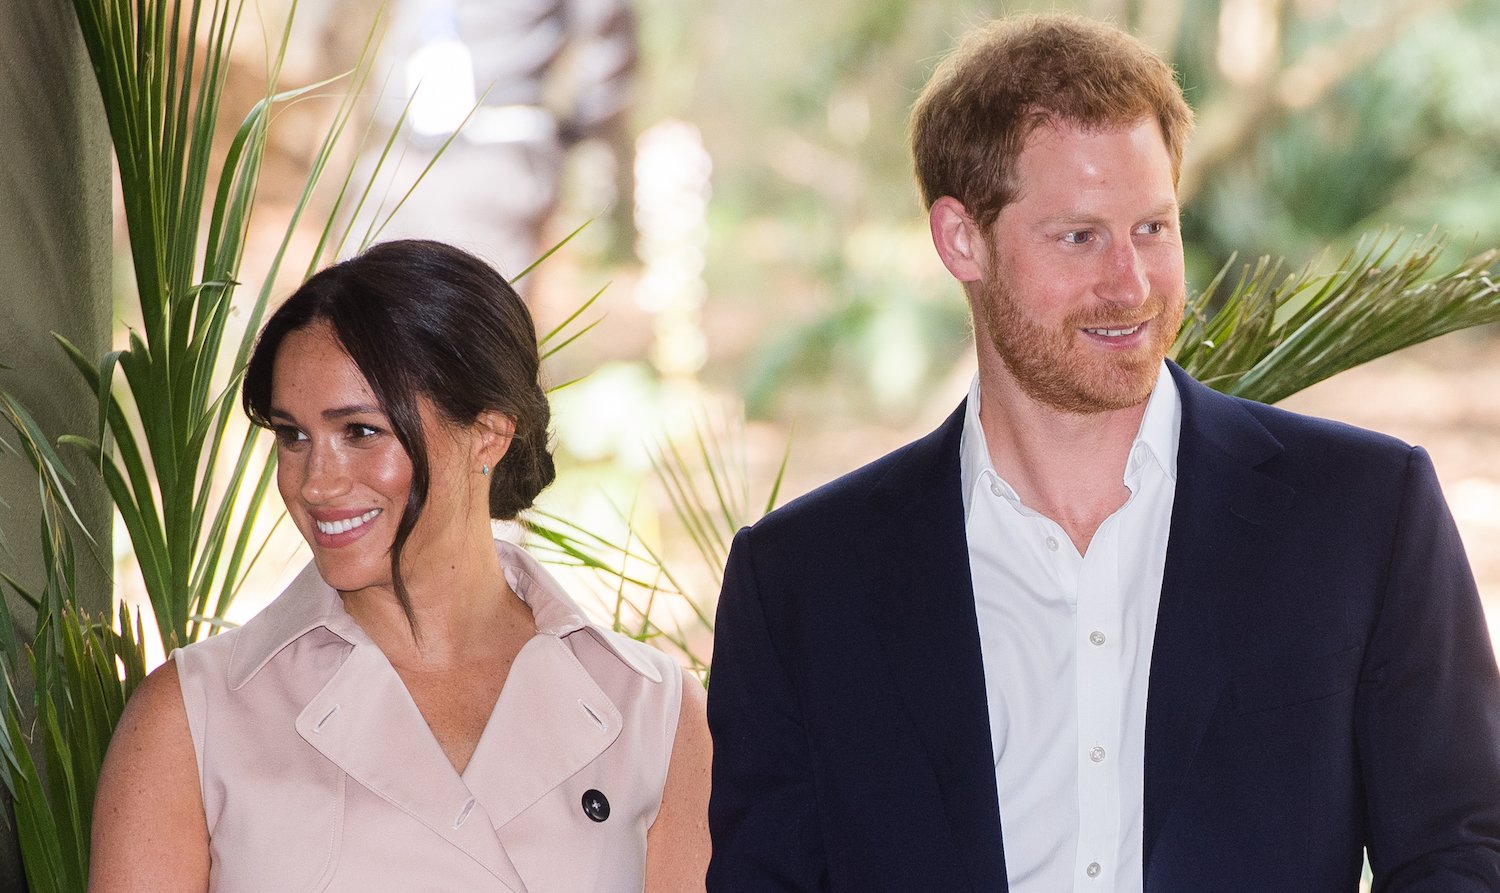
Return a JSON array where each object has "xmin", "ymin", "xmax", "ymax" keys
[
  {"xmin": 1129, "ymin": 361, "xmax": 1182, "ymax": 484},
  {"xmin": 959, "ymin": 361, "xmax": 1181, "ymax": 521},
  {"xmin": 221, "ymin": 538, "xmax": 663, "ymax": 690}
]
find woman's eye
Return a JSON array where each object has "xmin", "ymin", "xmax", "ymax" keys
[
  {"xmin": 272, "ymin": 426, "xmax": 306, "ymax": 447},
  {"xmin": 347, "ymin": 423, "xmax": 381, "ymax": 439}
]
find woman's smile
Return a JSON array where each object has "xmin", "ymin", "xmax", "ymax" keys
[{"xmin": 310, "ymin": 507, "xmax": 384, "ymax": 545}]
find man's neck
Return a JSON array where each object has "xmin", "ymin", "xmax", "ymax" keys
[{"xmin": 977, "ymin": 367, "xmax": 1151, "ymax": 554}]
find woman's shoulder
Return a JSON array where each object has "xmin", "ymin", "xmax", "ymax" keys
[
  {"xmin": 92, "ymin": 657, "xmax": 212, "ymax": 890},
  {"xmin": 119, "ymin": 656, "xmax": 190, "ymax": 728}
]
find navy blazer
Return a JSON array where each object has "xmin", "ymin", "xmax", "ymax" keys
[{"xmin": 707, "ymin": 364, "xmax": 1500, "ymax": 891}]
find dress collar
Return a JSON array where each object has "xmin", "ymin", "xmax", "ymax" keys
[{"xmin": 224, "ymin": 537, "xmax": 663, "ymax": 690}]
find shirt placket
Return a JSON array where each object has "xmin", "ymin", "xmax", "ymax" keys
[{"xmin": 1074, "ymin": 514, "xmax": 1123, "ymax": 888}]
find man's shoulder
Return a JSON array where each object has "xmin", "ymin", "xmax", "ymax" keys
[
  {"xmin": 744, "ymin": 402, "xmax": 965, "ymax": 548},
  {"xmin": 1236, "ymin": 392, "xmax": 1411, "ymax": 457},
  {"xmin": 1244, "ymin": 395, "xmax": 1408, "ymax": 449},
  {"xmin": 1177, "ymin": 367, "xmax": 1417, "ymax": 463},
  {"xmin": 751, "ymin": 439, "xmax": 923, "ymax": 534}
]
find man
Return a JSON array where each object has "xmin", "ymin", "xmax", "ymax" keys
[{"xmin": 706, "ymin": 14, "xmax": 1500, "ymax": 891}]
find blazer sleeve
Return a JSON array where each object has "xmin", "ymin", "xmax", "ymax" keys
[
  {"xmin": 1359, "ymin": 446, "xmax": 1500, "ymax": 889},
  {"xmin": 707, "ymin": 527, "xmax": 829, "ymax": 892}
]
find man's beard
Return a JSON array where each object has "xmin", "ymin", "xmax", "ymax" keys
[{"xmin": 976, "ymin": 275, "xmax": 1183, "ymax": 415}]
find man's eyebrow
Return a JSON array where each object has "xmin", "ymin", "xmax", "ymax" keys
[
  {"xmin": 1035, "ymin": 201, "xmax": 1180, "ymax": 228},
  {"xmin": 1141, "ymin": 200, "xmax": 1181, "ymax": 219},
  {"xmin": 1035, "ymin": 212, "xmax": 1104, "ymax": 229}
]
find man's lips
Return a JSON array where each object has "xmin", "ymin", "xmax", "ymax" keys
[
  {"xmin": 1081, "ymin": 324, "xmax": 1142, "ymax": 337},
  {"xmin": 1077, "ymin": 317, "xmax": 1154, "ymax": 345}
]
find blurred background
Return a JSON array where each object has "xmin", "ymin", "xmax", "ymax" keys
[{"xmin": 110, "ymin": 0, "xmax": 1500, "ymax": 658}]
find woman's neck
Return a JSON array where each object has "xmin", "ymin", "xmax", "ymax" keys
[{"xmin": 340, "ymin": 526, "xmax": 531, "ymax": 667}]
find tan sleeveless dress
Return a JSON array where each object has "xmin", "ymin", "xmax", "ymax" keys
[{"xmin": 174, "ymin": 539, "xmax": 683, "ymax": 892}]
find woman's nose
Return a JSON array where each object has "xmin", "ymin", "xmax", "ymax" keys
[{"xmin": 300, "ymin": 445, "xmax": 352, "ymax": 503}]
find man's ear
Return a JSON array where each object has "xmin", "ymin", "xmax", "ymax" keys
[
  {"xmin": 475, "ymin": 411, "xmax": 516, "ymax": 468},
  {"xmin": 929, "ymin": 196, "xmax": 987, "ymax": 283}
]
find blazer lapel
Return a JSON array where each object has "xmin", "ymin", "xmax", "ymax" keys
[
  {"xmin": 859, "ymin": 402, "xmax": 1009, "ymax": 892},
  {"xmin": 1143, "ymin": 365, "xmax": 1295, "ymax": 863}
]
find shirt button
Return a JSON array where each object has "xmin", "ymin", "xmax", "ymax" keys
[
  {"xmin": 1045, "ymin": 535, "xmax": 1059, "ymax": 551},
  {"xmin": 1089, "ymin": 746, "xmax": 1106, "ymax": 763},
  {"xmin": 1086, "ymin": 862, "xmax": 1102, "ymax": 878},
  {"xmin": 989, "ymin": 481, "xmax": 1002, "ymax": 497},
  {"xmin": 1089, "ymin": 630, "xmax": 1106, "ymax": 646}
]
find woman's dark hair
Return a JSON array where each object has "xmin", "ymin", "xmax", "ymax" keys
[{"xmin": 242, "ymin": 239, "xmax": 556, "ymax": 627}]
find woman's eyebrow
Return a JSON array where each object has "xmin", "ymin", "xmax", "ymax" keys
[
  {"xmin": 322, "ymin": 404, "xmax": 384, "ymax": 420},
  {"xmin": 266, "ymin": 403, "xmax": 383, "ymax": 424}
]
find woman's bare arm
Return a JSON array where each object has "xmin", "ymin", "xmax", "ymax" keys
[
  {"xmin": 645, "ymin": 668, "xmax": 712, "ymax": 891},
  {"xmin": 89, "ymin": 659, "xmax": 209, "ymax": 892}
]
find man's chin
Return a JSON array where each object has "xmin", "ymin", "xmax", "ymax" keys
[{"xmin": 1015, "ymin": 360, "xmax": 1161, "ymax": 415}]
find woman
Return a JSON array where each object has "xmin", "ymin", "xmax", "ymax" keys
[{"xmin": 91, "ymin": 240, "xmax": 711, "ymax": 891}]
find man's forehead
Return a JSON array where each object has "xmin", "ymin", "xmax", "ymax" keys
[
  {"xmin": 1000, "ymin": 119, "xmax": 1178, "ymax": 217},
  {"xmin": 1020, "ymin": 113, "xmax": 1161, "ymax": 145}
]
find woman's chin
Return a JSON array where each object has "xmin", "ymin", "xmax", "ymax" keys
[{"xmin": 309, "ymin": 551, "xmax": 390, "ymax": 596}]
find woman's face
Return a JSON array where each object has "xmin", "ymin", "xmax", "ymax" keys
[{"xmin": 267, "ymin": 321, "xmax": 484, "ymax": 595}]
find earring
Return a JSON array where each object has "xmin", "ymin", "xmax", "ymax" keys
[{"xmin": 481, "ymin": 464, "xmax": 490, "ymax": 476}]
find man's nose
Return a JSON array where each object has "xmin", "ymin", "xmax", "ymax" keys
[{"xmin": 1095, "ymin": 240, "xmax": 1151, "ymax": 307}]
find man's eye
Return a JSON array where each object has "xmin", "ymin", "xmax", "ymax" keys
[
  {"xmin": 1138, "ymin": 221, "xmax": 1166, "ymax": 235},
  {"xmin": 1062, "ymin": 230, "xmax": 1093, "ymax": 245}
]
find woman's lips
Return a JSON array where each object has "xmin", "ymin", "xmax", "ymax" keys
[{"xmin": 308, "ymin": 507, "xmax": 382, "ymax": 547}]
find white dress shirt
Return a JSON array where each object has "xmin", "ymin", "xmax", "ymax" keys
[{"xmin": 959, "ymin": 362, "xmax": 1181, "ymax": 892}]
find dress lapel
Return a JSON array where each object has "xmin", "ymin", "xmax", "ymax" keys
[
  {"xmin": 464, "ymin": 542, "xmax": 647, "ymax": 830},
  {"xmin": 1143, "ymin": 365, "xmax": 1295, "ymax": 864},
  {"xmin": 290, "ymin": 593, "xmax": 529, "ymax": 891},
  {"xmin": 461, "ymin": 634, "xmax": 623, "ymax": 829},
  {"xmin": 858, "ymin": 402, "xmax": 1009, "ymax": 893},
  {"xmin": 237, "ymin": 539, "xmax": 649, "ymax": 893},
  {"xmin": 285, "ymin": 541, "xmax": 654, "ymax": 887}
]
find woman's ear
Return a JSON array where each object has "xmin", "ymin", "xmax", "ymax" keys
[
  {"xmin": 929, "ymin": 196, "xmax": 987, "ymax": 283},
  {"xmin": 474, "ymin": 411, "xmax": 516, "ymax": 470}
]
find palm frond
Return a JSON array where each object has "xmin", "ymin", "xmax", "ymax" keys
[
  {"xmin": 0, "ymin": 599, "xmax": 146, "ymax": 893},
  {"xmin": 1175, "ymin": 232, "xmax": 1500, "ymax": 404},
  {"xmin": 0, "ymin": 377, "xmax": 145, "ymax": 890}
]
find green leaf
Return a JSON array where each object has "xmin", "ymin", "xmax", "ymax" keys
[
  {"xmin": 539, "ymin": 281, "xmax": 609, "ymax": 352},
  {"xmin": 514, "ymin": 218, "xmax": 591, "ymax": 283},
  {"xmin": 1175, "ymin": 232, "xmax": 1500, "ymax": 404}
]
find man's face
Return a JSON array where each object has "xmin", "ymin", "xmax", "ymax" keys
[{"xmin": 973, "ymin": 117, "xmax": 1186, "ymax": 415}]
